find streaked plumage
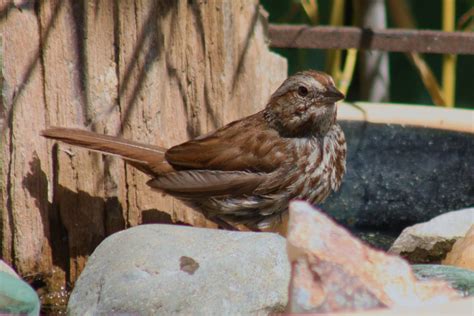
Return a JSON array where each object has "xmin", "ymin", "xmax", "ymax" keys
[{"xmin": 42, "ymin": 70, "xmax": 346, "ymax": 230}]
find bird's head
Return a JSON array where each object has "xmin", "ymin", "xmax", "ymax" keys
[{"xmin": 264, "ymin": 70, "xmax": 344, "ymax": 137}]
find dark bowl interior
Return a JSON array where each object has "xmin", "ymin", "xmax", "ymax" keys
[{"xmin": 322, "ymin": 120, "xmax": 473, "ymax": 242}]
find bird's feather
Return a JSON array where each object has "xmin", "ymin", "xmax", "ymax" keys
[
  {"xmin": 165, "ymin": 113, "xmax": 287, "ymax": 173},
  {"xmin": 147, "ymin": 170, "xmax": 267, "ymax": 198},
  {"xmin": 41, "ymin": 127, "xmax": 174, "ymax": 175}
]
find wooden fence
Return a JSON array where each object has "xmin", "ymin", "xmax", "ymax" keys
[{"xmin": 268, "ymin": 25, "xmax": 474, "ymax": 54}]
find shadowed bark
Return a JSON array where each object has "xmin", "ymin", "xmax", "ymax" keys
[{"xmin": 0, "ymin": 0, "xmax": 287, "ymax": 302}]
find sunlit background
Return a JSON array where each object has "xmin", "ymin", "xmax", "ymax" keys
[{"xmin": 261, "ymin": 0, "xmax": 473, "ymax": 108}]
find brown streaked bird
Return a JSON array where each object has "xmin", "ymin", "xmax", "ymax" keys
[{"xmin": 41, "ymin": 70, "xmax": 346, "ymax": 230}]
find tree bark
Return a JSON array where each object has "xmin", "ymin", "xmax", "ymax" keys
[{"xmin": 0, "ymin": 0, "xmax": 286, "ymax": 299}]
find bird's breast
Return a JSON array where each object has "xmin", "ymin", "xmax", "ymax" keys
[{"xmin": 288, "ymin": 124, "xmax": 346, "ymax": 204}]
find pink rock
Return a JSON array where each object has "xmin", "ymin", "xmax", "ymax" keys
[
  {"xmin": 286, "ymin": 201, "xmax": 460, "ymax": 313},
  {"xmin": 443, "ymin": 225, "xmax": 474, "ymax": 271}
]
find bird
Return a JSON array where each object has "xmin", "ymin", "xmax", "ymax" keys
[{"xmin": 41, "ymin": 70, "xmax": 346, "ymax": 230}]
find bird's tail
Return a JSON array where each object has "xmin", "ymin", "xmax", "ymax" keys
[{"xmin": 41, "ymin": 127, "xmax": 172, "ymax": 175}]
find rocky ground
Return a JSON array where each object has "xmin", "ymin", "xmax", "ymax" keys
[{"xmin": 1, "ymin": 203, "xmax": 473, "ymax": 315}]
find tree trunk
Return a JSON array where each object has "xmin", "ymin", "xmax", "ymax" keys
[{"xmin": 0, "ymin": 0, "xmax": 286, "ymax": 301}]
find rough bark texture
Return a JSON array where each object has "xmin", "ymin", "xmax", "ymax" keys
[{"xmin": 0, "ymin": 0, "xmax": 286, "ymax": 299}]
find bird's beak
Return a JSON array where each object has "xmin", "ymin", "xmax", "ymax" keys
[{"xmin": 324, "ymin": 86, "xmax": 345, "ymax": 103}]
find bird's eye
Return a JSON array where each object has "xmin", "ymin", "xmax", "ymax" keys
[{"xmin": 297, "ymin": 86, "xmax": 308, "ymax": 97}]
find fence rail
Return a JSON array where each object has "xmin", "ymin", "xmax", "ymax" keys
[{"xmin": 268, "ymin": 25, "xmax": 474, "ymax": 55}]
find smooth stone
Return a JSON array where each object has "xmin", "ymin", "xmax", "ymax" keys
[
  {"xmin": 0, "ymin": 260, "xmax": 40, "ymax": 315},
  {"xmin": 388, "ymin": 208, "xmax": 474, "ymax": 263},
  {"xmin": 323, "ymin": 122, "xmax": 474, "ymax": 230},
  {"xmin": 68, "ymin": 224, "xmax": 290, "ymax": 315},
  {"xmin": 412, "ymin": 264, "xmax": 474, "ymax": 297},
  {"xmin": 0, "ymin": 259, "xmax": 18, "ymax": 277},
  {"xmin": 443, "ymin": 225, "xmax": 474, "ymax": 270}
]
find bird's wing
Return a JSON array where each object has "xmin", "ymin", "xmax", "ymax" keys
[
  {"xmin": 149, "ymin": 114, "xmax": 288, "ymax": 197},
  {"xmin": 147, "ymin": 170, "xmax": 267, "ymax": 198},
  {"xmin": 164, "ymin": 114, "xmax": 287, "ymax": 173}
]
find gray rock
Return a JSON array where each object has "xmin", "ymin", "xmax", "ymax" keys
[
  {"xmin": 388, "ymin": 208, "xmax": 474, "ymax": 263},
  {"xmin": 413, "ymin": 264, "xmax": 474, "ymax": 297},
  {"xmin": 0, "ymin": 260, "xmax": 40, "ymax": 315},
  {"xmin": 68, "ymin": 225, "xmax": 290, "ymax": 315},
  {"xmin": 322, "ymin": 122, "xmax": 474, "ymax": 230}
]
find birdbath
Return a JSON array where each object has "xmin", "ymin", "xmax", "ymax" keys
[{"xmin": 321, "ymin": 103, "xmax": 474, "ymax": 249}]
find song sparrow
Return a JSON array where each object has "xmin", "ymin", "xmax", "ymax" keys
[{"xmin": 42, "ymin": 70, "xmax": 346, "ymax": 230}]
